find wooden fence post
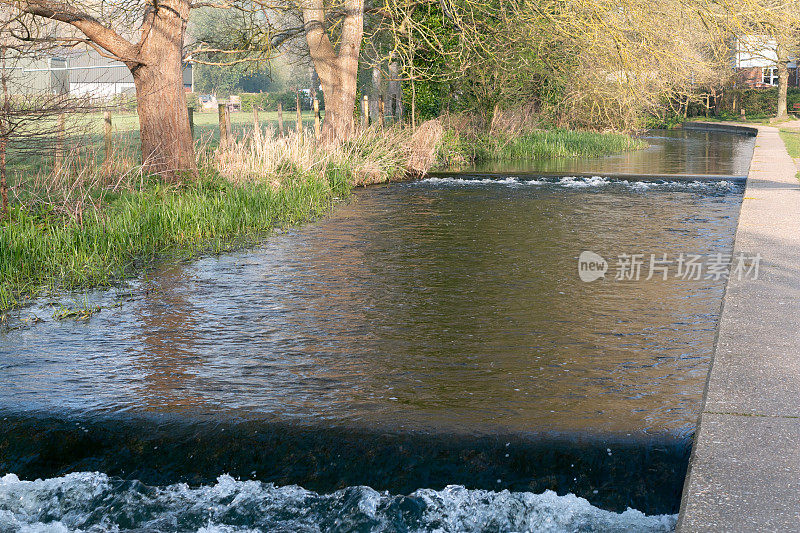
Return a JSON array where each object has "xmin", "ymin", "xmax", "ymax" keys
[
  {"xmin": 313, "ymin": 98, "xmax": 321, "ymax": 140},
  {"xmin": 296, "ymin": 90, "xmax": 303, "ymax": 135},
  {"xmin": 277, "ymin": 102, "xmax": 284, "ymax": 137},
  {"xmin": 218, "ymin": 103, "xmax": 229, "ymax": 150},
  {"xmin": 103, "ymin": 111, "xmax": 112, "ymax": 167},
  {"xmin": 188, "ymin": 107, "xmax": 194, "ymax": 138},
  {"xmin": 378, "ymin": 95, "xmax": 385, "ymax": 128},
  {"xmin": 225, "ymin": 105, "xmax": 232, "ymax": 143},
  {"xmin": 361, "ymin": 95, "xmax": 369, "ymax": 128}
]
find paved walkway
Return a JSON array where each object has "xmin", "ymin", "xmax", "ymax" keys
[{"xmin": 678, "ymin": 125, "xmax": 800, "ymax": 531}]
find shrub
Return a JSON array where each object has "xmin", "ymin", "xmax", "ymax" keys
[{"xmin": 186, "ymin": 92, "xmax": 200, "ymax": 110}]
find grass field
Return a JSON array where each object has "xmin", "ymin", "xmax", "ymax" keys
[{"xmin": 6, "ymin": 109, "xmax": 319, "ymax": 178}]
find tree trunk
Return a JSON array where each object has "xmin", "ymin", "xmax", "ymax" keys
[
  {"xmin": 303, "ymin": 0, "xmax": 363, "ymax": 144},
  {"xmin": 319, "ymin": 75, "xmax": 359, "ymax": 142},
  {"xmin": 777, "ymin": 60, "xmax": 789, "ymax": 118},
  {"xmin": 131, "ymin": 0, "xmax": 196, "ymax": 181},
  {"xmin": 388, "ymin": 60, "xmax": 402, "ymax": 120},
  {"xmin": 370, "ymin": 66, "xmax": 381, "ymax": 122}
]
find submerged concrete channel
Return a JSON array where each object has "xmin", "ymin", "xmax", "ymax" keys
[{"xmin": 678, "ymin": 124, "xmax": 800, "ymax": 531}]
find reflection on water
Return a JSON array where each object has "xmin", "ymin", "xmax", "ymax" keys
[
  {"xmin": 0, "ymin": 179, "xmax": 742, "ymax": 440},
  {"xmin": 464, "ymin": 129, "xmax": 754, "ymax": 176},
  {"xmin": 0, "ymin": 130, "xmax": 752, "ymax": 517}
]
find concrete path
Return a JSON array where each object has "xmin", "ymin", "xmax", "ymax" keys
[{"xmin": 678, "ymin": 126, "xmax": 800, "ymax": 531}]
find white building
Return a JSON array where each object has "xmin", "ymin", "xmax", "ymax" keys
[
  {"xmin": 11, "ymin": 48, "xmax": 193, "ymax": 98},
  {"xmin": 733, "ymin": 35, "xmax": 798, "ymax": 88}
]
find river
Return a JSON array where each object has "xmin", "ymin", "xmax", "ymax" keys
[{"xmin": 0, "ymin": 128, "xmax": 754, "ymax": 532}]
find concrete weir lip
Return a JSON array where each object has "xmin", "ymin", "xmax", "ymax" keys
[{"xmin": 677, "ymin": 123, "xmax": 800, "ymax": 532}]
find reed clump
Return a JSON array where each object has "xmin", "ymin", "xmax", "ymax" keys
[{"xmin": 213, "ymin": 123, "xmax": 432, "ymax": 187}]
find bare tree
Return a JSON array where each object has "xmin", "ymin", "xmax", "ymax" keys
[
  {"xmin": 0, "ymin": 10, "xmax": 95, "ymax": 218},
  {"xmin": 695, "ymin": 0, "xmax": 800, "ymax": 118},
  {"xmin": 2, "ymin": 0, "xmax": 197, "ymax": 181}
]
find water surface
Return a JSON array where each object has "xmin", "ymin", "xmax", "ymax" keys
[
  {"xmin": 0, "ymin": 130, "xmax": 752, "ymax": 528},
  {"xmin": 463, "ymin": 129, "xmax": 754, "ymax": 176}
]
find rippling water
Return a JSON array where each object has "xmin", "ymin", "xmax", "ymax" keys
[
  {"xmin": 0, "ymin": 131, "xmax": 751, "ymax": 530},
  {"xmin": 1, "ymin": 177, "xmax": 742, "ymax": 437},
  {"xmin": 464, "ymin": 129, "xmax": 755, "ymax": 176}
]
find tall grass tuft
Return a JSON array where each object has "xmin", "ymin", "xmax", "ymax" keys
[{"xmin": 213, "ymin": 124, "xmax": 421, "ymax": 187}]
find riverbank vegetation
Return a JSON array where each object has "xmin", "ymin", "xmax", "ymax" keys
[
  {"xmin": 0, "ymin": 124, "xmax": 437, "ymax": 310},
  {"xmin": 436, "ymin": 127, "xmax": 646, "ymax": 168},
  {"xmin": 1, "ymin": 117, "xmax": 647, "ymax": 310}
]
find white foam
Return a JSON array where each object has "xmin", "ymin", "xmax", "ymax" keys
[
  {"xmin": 421, "ymin": 176, "xmax": 537, "ymax": 186},
  {"xmin": 0, "ymin": 472, "xmax": 677, "ymax": 532},
  {"xmin": 418, "ymin": 176, "xmax": 737, "ymax": 191}
]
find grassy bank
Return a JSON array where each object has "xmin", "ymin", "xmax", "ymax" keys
[
  {"xmin": 779, "ymin": 128, "xmax": 800, "ymax": 181},
  {"xmin": 0, "ymin": 172, "xmax": 350, "ymax": 311},
  {"xmin": 779, "ymin": 129, "xmax": 800, "ymax": 158},
  {"xmin": 0, "ymin": 125, "xmax": 423, "ymax": 311},
  {"xmin": 435, "ymin": 128, "xmax": 646, "ymax": 168}
]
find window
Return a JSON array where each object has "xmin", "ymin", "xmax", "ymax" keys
[{"xmin": 763, "ymin": 67, "xmax": 779, "ymax": 85}]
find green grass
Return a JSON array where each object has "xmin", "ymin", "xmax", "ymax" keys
[
  {"xmin": 435, "ymin": 128, "xmax": 646, "ymax": 167},
  {"xmin": 0, "ymin": 168, "xmax": 351, "ymax": 311},
  {"xmin": 781, "ymin": 128, "xmax": 800, "ymax": 183},
  {"xmin": 779, "ymin": 129, "xmax": 800, "ymax": 158}
]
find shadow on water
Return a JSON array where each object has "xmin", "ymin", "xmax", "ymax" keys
[
  {"xmin": 0, "ymin": 412, "xmax": 688, "ymax": 515},
  {"xmin": 0, "ymin": 130, "xmax": 754, "ymax": 521}
]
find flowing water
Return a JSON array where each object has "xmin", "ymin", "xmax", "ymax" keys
[
  {"xmin": 0, "ymin": 130, "xmax": 753, "ymax": 532},
  {"xmin": 463, "ymin": 128, "xmax": 755, "ymax": 176}
]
